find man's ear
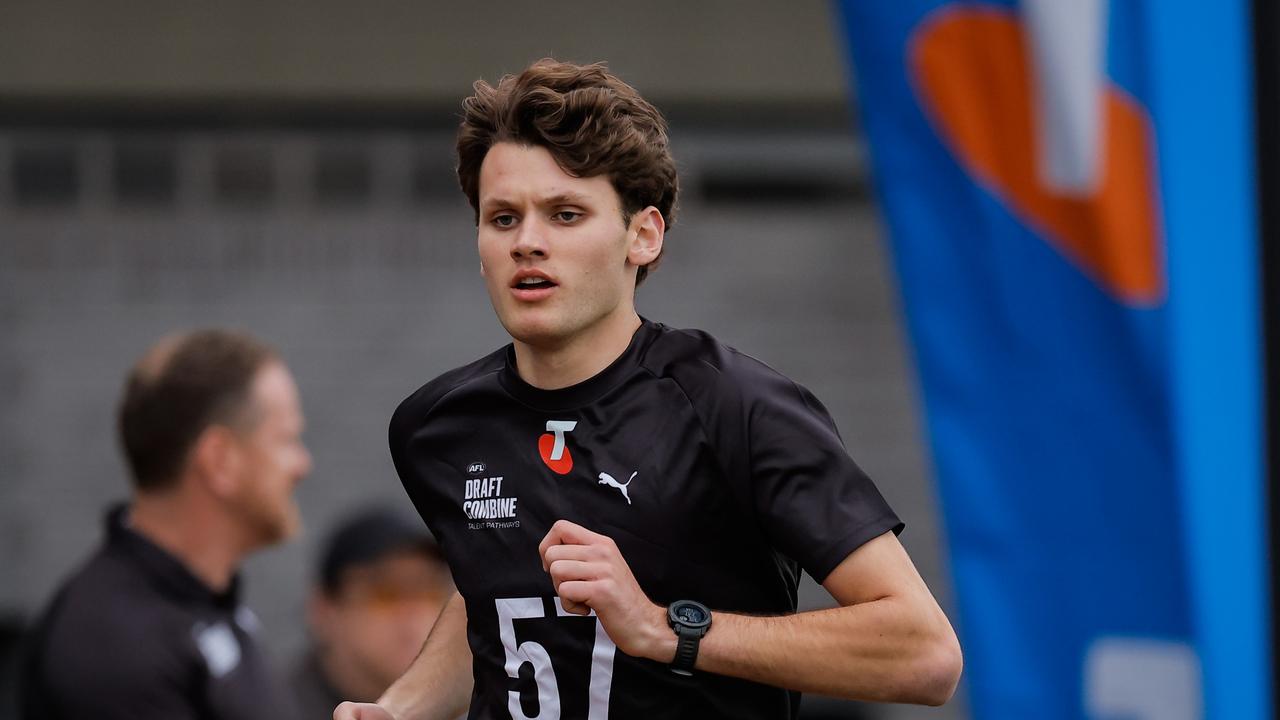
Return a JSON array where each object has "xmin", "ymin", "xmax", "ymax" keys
[
  {"xmin": 189, "ymin": 425, "xmax": 242, "ymax": 499},
  {"xmin": 627, "ymin": 206, "xmax": 665, "ymax": 268}
]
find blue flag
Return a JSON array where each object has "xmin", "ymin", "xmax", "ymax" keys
[{"xmin": 834, "ymin": 0, "xmax": 1265, "ymax": 717}]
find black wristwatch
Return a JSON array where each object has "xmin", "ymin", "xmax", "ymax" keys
[{"xmin": 667, "ymin": 600, "xmax": 712, "ymax": 676}]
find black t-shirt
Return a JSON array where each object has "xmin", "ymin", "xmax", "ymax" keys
[
  {"xmin": 389, "ymin": 319, "xmax": 902, "ymax": 720},
  {"xmin": 22, "ymin": 506, "xmax": 294, "ymax": 720}
]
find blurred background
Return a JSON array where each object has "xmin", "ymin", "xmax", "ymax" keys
[{"xmin": 0, "ymin": 2, "xmax": 953, "ymax": 718}]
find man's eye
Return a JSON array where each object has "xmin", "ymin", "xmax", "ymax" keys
[
  {"xmin": 553, "ymin": 211, "xmax": 581, "ymax": 223},
  {"xmin": 492, "ymin": 214, "xmax": 517, "ymax": 228}
]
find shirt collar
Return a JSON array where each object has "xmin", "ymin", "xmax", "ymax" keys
[
  {"xmin": 498, "ymin": 317, "xmax": 660, "ymax": 412},
  {"xmin": 106, "ymin": 503, "xmax": 242, "ymax": 611}
]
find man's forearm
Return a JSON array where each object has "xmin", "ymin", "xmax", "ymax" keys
[
  {"xmin": 379, "ymin": 592, "xmax": 473, "ymax": 720},
  {"xmin": 690, "ymin": 595, "xmax": 961, "ymax": 705},
  {"xmin": 631, "ymin": 534, "xmax": 963, "ymax": 706},
  {"xmin": 541, "ymin": 523, "xmax": 962, "ymax": 707}
]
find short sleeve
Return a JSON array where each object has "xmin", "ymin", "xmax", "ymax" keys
[
  {"xmin": 389, "ymin": 390, "xmax": 442, "ymax": 538},
  {"xmin": 388, "ymin": 350, "xmax": 509, "ymax": 547},
  {"xmin": 653, "ymin": 329, "xmax": 902, "ymax": 584},
  {"xmin": 703, "ymin": 350, "xmax": 902, "ymax": 583}
]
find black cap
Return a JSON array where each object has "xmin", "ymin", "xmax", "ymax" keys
[{"xmin": 318, "ymin": 505, "xmax": 441, "ymax": 594}]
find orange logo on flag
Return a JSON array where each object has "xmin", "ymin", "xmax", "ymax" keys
[{"xmin": 908, "ymin": 5, "xmax": 1164, "ymax": 305}]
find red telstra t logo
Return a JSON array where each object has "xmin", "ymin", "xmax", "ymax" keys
[{"xmin": 539, "ymin": 420, "xmax": 577, "ymax": 475}]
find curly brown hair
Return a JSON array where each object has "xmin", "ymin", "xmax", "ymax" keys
[{"xmin": 456, "ymin": 59, "xmax": 678, "ymax": 285}]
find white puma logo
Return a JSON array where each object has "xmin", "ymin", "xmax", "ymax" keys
[{"xmin": 597, "ymin": 471, "xmax": 637, "ymax": 505}]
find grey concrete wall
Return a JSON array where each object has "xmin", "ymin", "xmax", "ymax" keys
[{"xmin": 0, "ymin": 1, "xmax": 849, "ymax": 105}]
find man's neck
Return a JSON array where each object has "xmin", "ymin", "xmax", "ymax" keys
[
  {"xmin": 512, "ymin": 311, "xmax": 642, "ymax": 390},
  {"xmin": 129, "ymin": 491, "xmax": 245, "ymax": 593}
]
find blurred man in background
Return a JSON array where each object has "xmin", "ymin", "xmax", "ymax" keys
[
  {"xmin": 22, "ymin": 329, "xmax": 310, "ymax": 720},
  {"xmin": 290, "ymin": 506, "xmax": 453, "ymax": 718}
]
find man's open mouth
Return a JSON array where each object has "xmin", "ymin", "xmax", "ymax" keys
[{"xmin": 514, "ymin": 277, "xmax": 557, "ymax": 290}]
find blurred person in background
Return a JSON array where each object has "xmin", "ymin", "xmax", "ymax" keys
[
  {"xmin": 21, "ymin": 329, "xmax": 310, "ymax": 720},
  {"xmin": 289, "ymin": 506, "xmax": 453, "ymax": 718},
  {"xmin": 338, "ymin": 59, "xmax": 960, "ymax": 720}
]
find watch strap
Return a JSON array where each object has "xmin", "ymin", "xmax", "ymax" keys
[{"xmin": 671, "ymin": 627, "xmax": 699, "ymax": 676}]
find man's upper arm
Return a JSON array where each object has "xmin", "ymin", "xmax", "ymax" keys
[{"xmin": 821, "ymin": 530, "xmax": 936, "ymax": 607}]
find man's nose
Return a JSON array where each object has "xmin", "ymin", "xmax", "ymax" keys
[
  {"xmin": 297, "ymin": 445, "xmax": 314, "ymax": 481},
  {"xmin": 511, "ymin": 217, "xmax": 548, "ymax": 259}
]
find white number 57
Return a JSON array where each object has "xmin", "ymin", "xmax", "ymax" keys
[{"xmin": 496, "ymin": 596, "xmax": 617, "ymax": 720}]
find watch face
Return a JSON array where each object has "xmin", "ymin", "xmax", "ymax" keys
[
  {"xmin": 670, "ymin": 600, "xmax": 711, "ymax": 628},
  {"xmin": 677, "ymin": 606, "xmax": 706, "ymax": 624}
]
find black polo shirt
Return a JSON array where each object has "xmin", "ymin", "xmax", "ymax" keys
[
  {"xmin": 390, "ymin": 319, "xmax": 902, "ymax": 719},
  {"xmin": 22, "ymin": 506, "xmax": 294, "ymax": 720}
]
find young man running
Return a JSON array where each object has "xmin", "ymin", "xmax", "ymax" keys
[{"xmin": 337, "ymin": 59, "xmax": 961, "ymax": 720}]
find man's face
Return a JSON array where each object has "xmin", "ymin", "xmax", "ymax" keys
[
  {"xmin": 312, "ymin": 548, "xmax": 453, "ymax": 692},
  {"xmin": 476, "ymin": 142, "xmax": 648, "ymax": 348},
  {"xmin": 228, "ymin": 361, "xmax": 311, "ymax": 546}
]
